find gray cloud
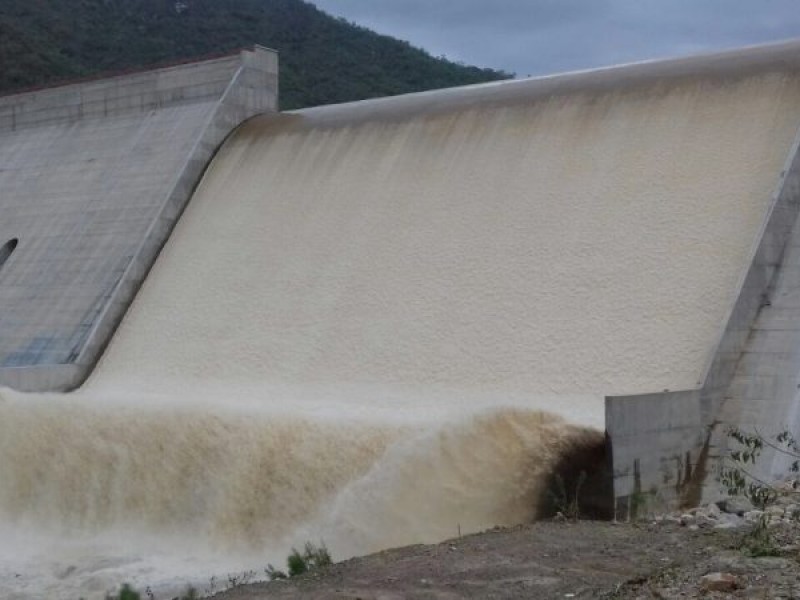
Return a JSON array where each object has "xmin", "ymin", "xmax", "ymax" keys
[{"xmin": 311, "ymin": 0, "xmax": 800, "ymax": 77}]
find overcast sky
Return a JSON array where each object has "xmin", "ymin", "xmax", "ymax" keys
[{"xmin": 311, "ymin": 1, "xmax": 800, "ymax": 77}]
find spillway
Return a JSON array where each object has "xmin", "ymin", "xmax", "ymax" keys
[
  {"xmin": 91, "ymin": 71, "xmax": 800, "ymax": 395},
  {"xmin": 4, "ymin": 43, "xmax": 800, "ymax": 597}
]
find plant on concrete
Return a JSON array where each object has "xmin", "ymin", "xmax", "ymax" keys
[{"xmin": 266, "ymin": 541, "xmax": 333, "ymax": 580}]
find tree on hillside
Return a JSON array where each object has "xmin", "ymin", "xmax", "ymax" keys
[{"xmin": 0, "ymin": 0, "xmax": 511, "ymax": 108}]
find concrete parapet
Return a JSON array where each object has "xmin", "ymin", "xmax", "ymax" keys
[
  {"xmin": 0, "ymin": 46, "xmax": 278, "ymax": 391},
  {"xmin": 0, "ymin": 51, "xmax": 269, "ymax": 131}
]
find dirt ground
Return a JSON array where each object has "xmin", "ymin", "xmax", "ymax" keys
[{"xmin": 213, "ymin": 520, "xmax": 800, "ymax": 599}]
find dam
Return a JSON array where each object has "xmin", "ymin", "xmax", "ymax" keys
[{"xmin": 2, "ymin": 41, "xmax": 800, "ymax": 597}]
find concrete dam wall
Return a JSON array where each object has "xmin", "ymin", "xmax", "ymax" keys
[
  {"xmin": 99, "ymin": 56, "xmax": 798, "ymax": 397},
  {"xmin": 3, "ymin": 41, "xmax": 800, "ymax": 597},
  {"xmin": 0, "ymin": 46, "xmax": 278, "ymax": 391}
]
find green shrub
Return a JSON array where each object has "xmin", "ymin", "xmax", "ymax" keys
[
  {"xmin": 105, "ymin": 584, "xmax": 140, "ymax": 600},
  {"xmin": 267, "ymin": 541, "xmax": 332, "ymax": 580},
  {"xmin": 104, "ymin": 582, "xmax": 200, "ymax": 599},
  {"xmin": 719, "ymin": 427, "xmax": 798, "ymax": 508},
  {"xmin": 287, "ymin": 549, "xmax": 308, "ymax": 577},
  {"xmin": 719, "ymin": 427, "xmax": 799, "ymax": 557}
]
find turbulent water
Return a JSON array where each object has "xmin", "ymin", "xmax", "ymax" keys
[
  {"xmin": 0, "ymin": 388, "xmax": 602, "ymax": 598},
  {"xmin": 3, "ymin": 67, "xmax": 800, "ymax": 598}
]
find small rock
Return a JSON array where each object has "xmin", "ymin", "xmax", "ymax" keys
[
  {"xmin": 706, "ymin": 503, "xmax": 722, "ymax": 518},
  {"xmin": 718, "ymin": 496, "xmax": 754, "ymax": 516},
  {"xmin": 696, "ymin": 515, "xmax": 717, "ymax": 528},
  {"xmin": 766, "ymin": 506, "xmax": 785, "ymax": 517},
  {"xmin": 680, "ymin": 514, "xmax": 696, "ymax": 526},
  {"xmin": 720, "ymin": 513, "xmax": 744, "ymax": 527},
  {"xmin": 713, "ymin": 521, "xmax": 739, "ymax": 530},
  {"xmin": 746, "ymin": 586, "xmax": 771, "ymax": 597},
  {"xmin": 700, "ymin": 572, "xmax": 739, "ymax": 592},
  {"xmin": 752, "ymin": 557, "xmax": 790, "ymax": 570},
  {"xmin": 712, "ymin": 554, "xmax": 752, "ymax": 574},
  {"xmin": 744, "ymin": 510, "xmax": 764, "ymax": 523}
]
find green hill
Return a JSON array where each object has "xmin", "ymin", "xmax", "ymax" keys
[{"xmin": 0, "ymin": 0, "xmax": 511, "ymax": 109}]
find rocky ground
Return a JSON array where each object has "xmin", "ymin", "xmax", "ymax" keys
[{"xmin": 212, "ymin": 492, "xmax": 800, "ymax": 600}]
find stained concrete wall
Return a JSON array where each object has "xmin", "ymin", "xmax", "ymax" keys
[
  {"xmin": 0, "ymin": 46, "xmax": 278, "ymax": 391},
  {"xmin": 719, "ymin": 174, "xmax": 800, "ymax": 479},
  {"xmin": 607, "ymin": 94, "xmax": 800, "ymax": 515}
]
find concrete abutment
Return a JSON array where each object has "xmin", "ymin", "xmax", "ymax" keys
[{"xmin": 0, "ymin": 46, "xmax": 278, "ymax": 391}]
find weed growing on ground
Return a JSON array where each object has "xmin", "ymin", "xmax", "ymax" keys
[
  {"xmin": 227, "ymin": 570, "xmax": 256, "ymax": 588},
  {"xmin": 98, "ymin": 541, "xmax": 332, "ymax": 597},
  {"xmin": 548, "ymin": 471, "xmax": 587, "ymax": 520},
  {"xmin": 267, "ymin": 541, "xmax": 333, "ymax": 580},
  {"xmin": 739, "ymin": 514, "xmax": 782, "ymax": 557},
  {"xmin": 104, "ymin": 583, "xmax": 141, "ymax": 600},
  {"xmin": 101, "ymin": 583, "xmax": 200, "ymax": 600}
]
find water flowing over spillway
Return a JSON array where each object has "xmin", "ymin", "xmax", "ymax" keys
[{"xmin": 3, "ymin": 63, "xmax": 800, "ymax": 598}]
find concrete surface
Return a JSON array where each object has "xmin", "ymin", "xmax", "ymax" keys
[
  {"xmin": 716, "ymin": 165, "xmax": 800, "ymax": 480},
  {"xmin": 0, "ymin": 46, "xmax": 278, "ymax": 391}
]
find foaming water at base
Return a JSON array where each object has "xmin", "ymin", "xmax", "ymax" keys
[
  {"xmin": 0, "ymin": 386, "xmax": 602, "ymax": 598},
  {"xmin": 305, "ymin": 409, "xmax": 600, "ymax": 557},
  {"xmin": 0, "ymin": 525, "xmax": 274, "ymax": 600}
]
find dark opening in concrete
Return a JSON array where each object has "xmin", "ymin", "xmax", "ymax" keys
[
  {"xmin": 0, "ymin": 238, "xmax": 18, "ymax": 271},
  {"xmin": 536, "ymin": 434, "xmax": 614, "ymax": 520}
]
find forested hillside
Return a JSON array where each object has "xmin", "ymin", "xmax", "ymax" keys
[{"xmin": 0, "ymin": 0, "xmax": 510, "ymax": 109}]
